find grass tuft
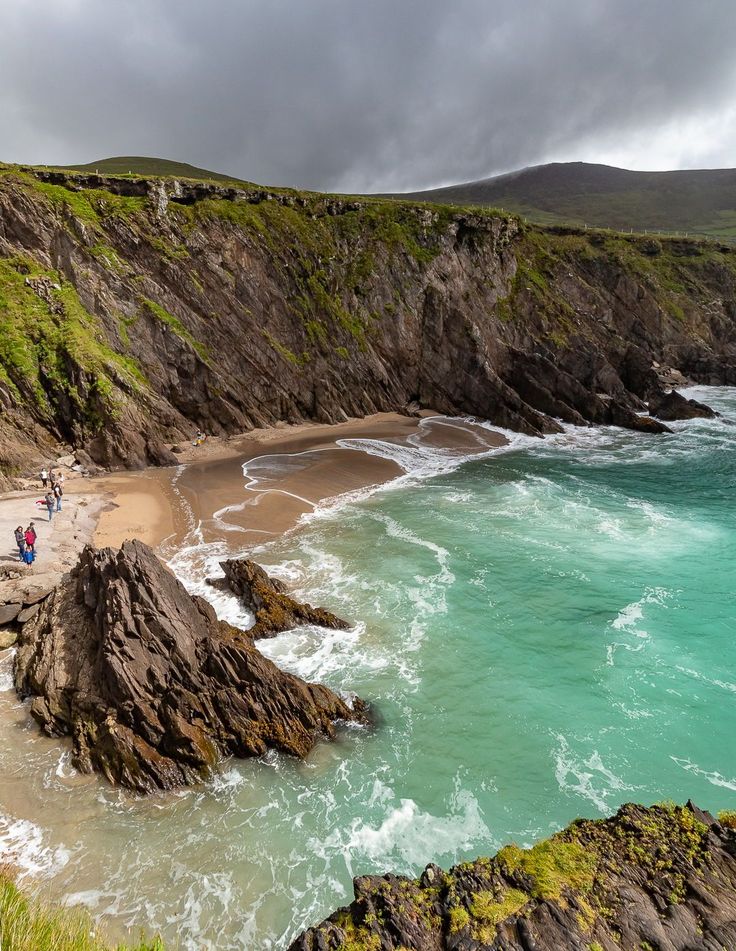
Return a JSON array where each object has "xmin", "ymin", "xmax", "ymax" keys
[{"xmin": 0, "ymin": 872, "xmax": 162, "ymax": 950}]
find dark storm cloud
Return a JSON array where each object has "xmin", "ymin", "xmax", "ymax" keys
[{"xmin": 2, "ymin": 0, "xmax": 736, "ymax": 191}]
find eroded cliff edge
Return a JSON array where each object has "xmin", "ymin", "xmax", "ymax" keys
[
  {"xmin": 290, "ymin": 801, "xmax": 736, "ymax": 951},
  {"xmin": 1, "ymin": 165, "xmax": 734, "ymax": 483}
]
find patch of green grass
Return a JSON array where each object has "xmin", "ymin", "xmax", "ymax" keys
[
  {"xmin": 718, "ymin": 810, "xmax": 736, "ymax": 830},
  {"xmin": 21, "ymin": 175, "xmax": 146, "ymax": 225},
  {"xmin": 139, "ymin": 297, "xmax": 209, "ymax": 362},
  {"xmin": 470, "ymin": 887, "xmax": 528, "ymax": 925},
  {"xmin": 147, "ymin": 235, "xmax": 190, "ymax": 262},
  {"xmin": 261, "ymin": 331, "xmax": 308, "ymax": 367},
  {"xmin": 447, "ymin": 906, "xmax": 470, "ymax": 932},
  {"xmin": 498, "ymin": 837, "xmax": 597, "ymax": 900},
  {"xmin": 88, "ymin": 243, "xmax": 127, "ymax": 275},
  {"xmin": 467, "ymin": 887, "xmax": 529, "ymax": 942},
  {"xmin": 0, "ymin": 872, "xmax": 162, "ymax": 950}
]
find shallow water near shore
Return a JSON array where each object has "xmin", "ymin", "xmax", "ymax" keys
[{"xmin": 1, "ymin": 389, "xmax": 736, "ymax": 949}]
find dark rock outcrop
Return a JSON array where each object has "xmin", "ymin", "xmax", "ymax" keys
[
  {"xmin": 14, "ymin": 540, "xmax": 365, "ymax": 793},
  {"xmin": 290, "ymin": 802, "xmax": 736, "ymax": 951},
  {"xmin": 649, "ymin": 389, "xmax": 718, "ymax": 421},
  {"xmin": 219, "ymin": 558, "xmax": 350, "ymax": 638}
]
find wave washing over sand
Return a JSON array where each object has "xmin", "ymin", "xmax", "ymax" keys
[{"xmin": 1, "ymin": 397, "xmax": 736, "ymax": 948}]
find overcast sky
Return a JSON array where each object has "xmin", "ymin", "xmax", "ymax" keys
[{"xmin": 2, "ymin": 0, "xmax": 735, "ymax": 192}]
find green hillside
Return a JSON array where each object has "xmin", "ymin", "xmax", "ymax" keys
[
  {"xmin": 57, "ymin": 155, "xmax": 248, "ymax": 184},
  {"xmin": 397, "ymin": 162, "xmax": 736, "ymax": 241}
]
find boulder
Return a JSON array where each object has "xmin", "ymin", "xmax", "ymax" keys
[
  {"xmin": 0, "ymin": 603, "xmax": 22, "ymax": 626},
  {"xmin": 609, "ymin": 402, "xmax": 673, "ymax": 434},
  {"xmin": 17, "ymin": 603, "xmax": 41, "ymax": 624},
  {"xmin": 14, "ymin": 540, "xmax": 366, "ymax": 793},
  {"xmin": 22, "ymin": 586, "xmax": 53, "ymax": 606},
  {"xmin": 219, "ymin": 558, "xmax": 351, "ymax": 638},
  {"xmin": 649, "ymin": 389, "xmax": 717, "ymax": 421}
]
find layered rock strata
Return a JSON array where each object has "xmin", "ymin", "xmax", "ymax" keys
[{"xmin": 14, "ymin": 540, "xmax": 364, "ymax": 793}]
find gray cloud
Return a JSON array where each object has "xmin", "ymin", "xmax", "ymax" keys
[{"xmin": 2, "ymin": 0, "xmax": 736, "ymax": 192}]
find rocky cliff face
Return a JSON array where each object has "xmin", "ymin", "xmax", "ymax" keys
[
  {"xmin": 13, "ymin": 540, "xmax": 365, "ymax": 792},
  {"xmin": 291, "ymin": 802, "xmax": 736, "ymax": 951},
  {"xmin": 1, "ymin": 165, "xmax": 736, "ymax": 482}
]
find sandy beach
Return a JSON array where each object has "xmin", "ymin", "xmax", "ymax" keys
[
  {"xmin": 0, "ymin": 412, "xmax": 508, "ymax": 597},
  {"xmin": 93, "ymin": 413, "xmax": 509, "ymax": 554}
]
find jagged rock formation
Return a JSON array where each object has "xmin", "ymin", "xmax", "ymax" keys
[
  {"xmin": 1, "ymin": 166, "xmax": 735, "ymax": 481},
  {"xmin": 13, "ymin": 540, "xmax": 365, "ymax": 793},
  {"xmin": 291, "ymin": 802, "xmax": 736, "ymax": 951},
  {"xmin": 648, "ymin": 389, "xmax": 717, "ymax": 421},
  {"xmin": 217, "ymin": 557, "xmax": 350, "ymax": 638}
]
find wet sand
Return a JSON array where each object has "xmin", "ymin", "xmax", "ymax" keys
[{"xmin": 93, "ymin": 413, "xmax": 509, "ymax": 552}]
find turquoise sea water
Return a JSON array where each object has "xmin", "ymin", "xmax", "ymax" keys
[{"xmin": 1, "ymin": 386, "xmax": 736, "ymax": 949}]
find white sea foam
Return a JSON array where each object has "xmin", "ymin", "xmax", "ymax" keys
[
  {"xmin": 553, "ymin": 735, "xmax": 635, "ymax": 812},
  {"xmin": 675, "ymin": 666, "xmax": 736, "ymax": 694},
  {"xmin": 316, "ymin": 782, "xmax": 493, "ymax": 878},
  {"xmin": 0, "ymin": 648, "xmax": 15, "ymax": 691},
  {"xmin": 605, "ymin": 587, "xmax": 672, "ymax": 665},
  {"xmin": 670, "ymin": 757, "xmax": 736, "ymax": 791},
  {"xmin": 0, "ymin": 813, "xmax": 70, "ymax": 880}
]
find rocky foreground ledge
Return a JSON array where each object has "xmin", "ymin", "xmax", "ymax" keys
[
  {"xmin": 13, "ymin": 539, "xmax": 365, "ymax": 792},
  {"xmin": 290, "ymin": 802, "xmax": 736, "ymax": 951}
]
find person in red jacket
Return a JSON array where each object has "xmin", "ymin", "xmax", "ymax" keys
[{"xmin": 24, "ymin": 523, "xmax": 37, "ymax": 554}]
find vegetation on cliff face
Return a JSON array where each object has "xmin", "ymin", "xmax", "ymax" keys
[
  {"xmin": 290, "ymin": 802, "xmax": 736, "ymax": 951},
  {"xmin": 1, "ymin": 163, "xmax": 736, "ymax": 478},
  {"xmin": 0, "ymin": 872, "xmax": 162, "ymax": 950},
  {"xmin": 0, "ymin": 253, "xmax": 145, "ymax": 437}
]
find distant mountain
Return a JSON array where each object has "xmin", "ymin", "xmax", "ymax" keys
[
  {"xmin": 58, "ymin": 155, "xmax": 247, "ymax": 184},
  {"xmin": 396, "ymin": 162, "xmax": 736, "ymax": 240}
]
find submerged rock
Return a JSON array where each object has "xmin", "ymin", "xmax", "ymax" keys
[
  {"xmin": 219, "ymin": 558, "xmax": 351, "ymax": 638},
  {"xmin": 14, "ymin": 540, "xmax": 365, "ymax": 793},
  {"xmin": 290, "ymin": 802, "xmax": 736, "ymax": 951}
]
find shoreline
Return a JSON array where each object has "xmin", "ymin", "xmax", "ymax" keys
[
  {"xmin": 0, "ymin": 410, "xmax": 509, "ymax": 636},
  {"xmin": 92, "ymin": 412, "xmax": 510, "ymax": 555}
]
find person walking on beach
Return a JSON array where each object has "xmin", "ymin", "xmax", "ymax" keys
[
  {"xmin": 44, "ymin": 491, "xmax": 54, "ymax": 521},
  {"xmin": 53, "ymin": 481, "xmax": 63, "ymax": 512},
  {"xmin": 25, "ymin": 523, "xmax": 36, "ymax": 554},
  {"xmin": 14, "ymin": 526, "xmax": 25, "ymax": 562},
  {"xmin": 40, "ymin": 467, "xmax": 48, "ymax": 488}
]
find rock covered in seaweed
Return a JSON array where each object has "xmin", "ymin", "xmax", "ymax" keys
[
  {"xmin": 290, "ymin": 802, "xmax": 736, "ymax": 951},
  {"xmin": 13, "ymin": 540, "xmax": 365, "ymax": 793},
  {"xmin": 219, "ymin": 557, "xmax": 351, "ymax": 638}
]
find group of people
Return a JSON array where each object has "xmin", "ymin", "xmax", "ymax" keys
[
  {"xmin": 38, "ymin": 468, "xmax": 64, "ymax": 520},
  {"xmin": 14, "ymin": 523, "xmax": 37, "ymax": 564}
]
